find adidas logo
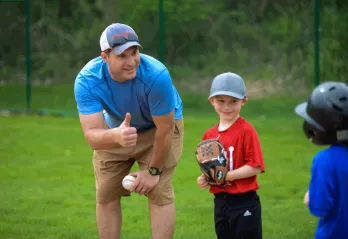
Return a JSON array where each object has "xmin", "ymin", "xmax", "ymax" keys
[{"xmin": 243, "ymin": 210, "xmax": 252, "ymax": 216}]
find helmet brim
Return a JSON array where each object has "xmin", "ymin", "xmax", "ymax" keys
[{"xmin": 295, "ymin": 102, "xmax": 325, "ymax": 132}]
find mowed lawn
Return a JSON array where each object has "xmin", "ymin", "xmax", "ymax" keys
[{"xmin": 0, "ymin": 85, "xmax": 322, "ymax": 238}]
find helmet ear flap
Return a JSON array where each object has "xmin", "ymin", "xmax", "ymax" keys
[
  {"xmin": 303, "ymin": 120, "xmax": 336, "ymax": 145},
  {"xmin": 341, "ymin": 112, "xmax": 348, "ymax": 129},
  {"xmin": 303, "ymin": 121, "xmax": 318, "ymax": 143}
]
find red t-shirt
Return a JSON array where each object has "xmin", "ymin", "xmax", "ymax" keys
[{"xmin": 202, "ymin": 117, "xmax": 265, "ymax": 194}]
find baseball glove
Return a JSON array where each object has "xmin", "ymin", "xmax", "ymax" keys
[{"xmin": 195, "ymin": 139, "xmax": 228, "ymax": 185}]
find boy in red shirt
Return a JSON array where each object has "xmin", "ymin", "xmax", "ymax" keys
[{"xmin": 197, "ymin": 72, "xmax": 265, "ymax": 239}]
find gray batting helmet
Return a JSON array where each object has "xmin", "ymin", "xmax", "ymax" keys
[{"xmin": 295, "ymin": 81, "xmax": 348, "ymax": 145}]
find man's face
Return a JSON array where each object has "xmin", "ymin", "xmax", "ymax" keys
[{"xmin": 101, "ymin": 46, "xmax": 140, "ymax": 82}]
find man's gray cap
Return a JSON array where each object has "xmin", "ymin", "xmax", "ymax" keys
[{"xmin": 209, "ymin": 72, "xmax": 247, "ymax": 99}]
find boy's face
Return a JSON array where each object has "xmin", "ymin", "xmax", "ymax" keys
[{"xmin": 209, "ymin": 95, "xmax": 248, "ymax": 122}]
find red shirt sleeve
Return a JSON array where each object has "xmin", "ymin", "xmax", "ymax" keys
[
  {"xmin": 243, "ymin": 126, "xmax": 265, "ymax": 172},
  {"xmin": 202, "ymin": 131, "xmax": 208, "ymax": 141}
]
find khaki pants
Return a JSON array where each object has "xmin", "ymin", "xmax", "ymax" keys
[{"xmin": 93, "ymin": 118, "xmax": 184, "ymax": 206}]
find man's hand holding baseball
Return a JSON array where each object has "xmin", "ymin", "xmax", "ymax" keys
[
  {"xmin": 116, "ymin": 113, "xmax": 137, "ymax": 147},
  {"xmin": 128, "ymin": 171, "xmax": 160, "ymax": 196}
]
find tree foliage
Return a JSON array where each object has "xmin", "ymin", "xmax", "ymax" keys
[{"xmin": 0, "ymin": 0, "xmax": 347, "ymax": 86}]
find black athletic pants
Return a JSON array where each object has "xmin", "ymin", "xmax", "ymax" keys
[{"xmin": 214, "ymin": 191, "xmax": 262, "ymax": 239}]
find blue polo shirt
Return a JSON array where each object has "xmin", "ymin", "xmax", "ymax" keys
[
  {"xmin": 308, "ymin": 144, "xmax": 348, "ymax": 239},
  {"xmin": 74, "ymin": 53, "xmax": 183, "ymax": 131}
]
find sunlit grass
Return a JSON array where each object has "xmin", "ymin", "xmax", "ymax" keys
[{"xmin": 0, "ymin": 84, "xmax": 320, "ymax": 238}]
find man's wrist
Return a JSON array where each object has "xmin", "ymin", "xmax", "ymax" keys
[
  {"xmin": 147, "ymin": 166, "xmax": 162, "ymax": 176},
  {"xmin": 103, "ymin": 128, "xmax": 118, "ymax": 144}
]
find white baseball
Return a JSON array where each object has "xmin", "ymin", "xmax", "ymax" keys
[{"xmin": 122, "ymin": 175, "xmax": 136, "ymax": 190}]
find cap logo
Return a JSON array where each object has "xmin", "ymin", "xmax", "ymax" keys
[{"xmin": 114, "ymin": 31, "xmax": 133, "ymax": 39}]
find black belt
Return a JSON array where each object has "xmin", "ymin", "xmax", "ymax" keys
[{"xmin": 214, "ymin": 191, "xmax": 258, "ymax": 204}]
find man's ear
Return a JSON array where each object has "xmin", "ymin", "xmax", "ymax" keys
[
  {"xmin": 242, "ymin": 97, "xmax": 248, "ymax": 106},
  {"xmin": 208, "ymin": 97, "xmax": 214, "ymax": 105},
  {"xmin": 100, "ymin": 52, "xmax": 108, "ymax": 62}
]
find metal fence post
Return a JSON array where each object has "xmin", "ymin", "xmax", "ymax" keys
[
  {"xmin": 25, "ymin": 0, "xmax": 31, "ymax": 110},
  {"xmin": 314, "ymin": 0, "xmax": 320, "ymax": 86},
  {"xmin": 158, "ymin": 0, "xmax": 165, "ymax": 63}
]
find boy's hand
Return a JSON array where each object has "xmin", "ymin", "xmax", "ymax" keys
[
  {"xmin": 197, "ymin": 174, "xmax": 209, "ymax": 190},
  {"xmin": 195, "ymin": 139, "xmax": 228, "ymax": 185},
  {"xmin": 304, "ymin": 190, "xmax": 309, "ymax": 206}
]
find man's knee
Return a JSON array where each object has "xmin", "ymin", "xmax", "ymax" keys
[
  {"xmin": 148, "ymin": 184, "xmax": 175, "ymax": 206},
  {"xmin": 97, "ymin": 199, "xmax": 121, "ymax": 211}
]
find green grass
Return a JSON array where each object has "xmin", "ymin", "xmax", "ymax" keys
[{"xmin": 0, "ymin": 84, "xmax": 322, "ymax": 238}]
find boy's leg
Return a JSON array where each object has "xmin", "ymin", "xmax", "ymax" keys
[
  {"xmin": 234, "ymin": 196, "xmax": 262, "ymax": 239},
  {"xmin": 214, "ymin": 196, "xmax": 237, "ymax": 239}
]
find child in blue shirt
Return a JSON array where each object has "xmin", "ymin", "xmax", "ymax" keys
[{"xmin": 295, "ymin": 81, "xmax": 348, "ymax": 239}]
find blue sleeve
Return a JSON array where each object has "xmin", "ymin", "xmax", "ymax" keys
[
  {"xmin": 308, "ymin": 152, "xmax": 335, "ymax": 218},
  {"xmin": 148, "ymin": 70, "xmax": 175, "ymax": 116},
  {"xmin": 74, "ymin": 74, "xmax": 102, "ymax": 114}
]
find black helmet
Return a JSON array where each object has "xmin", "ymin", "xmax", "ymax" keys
[{"xmin": 295, "ymin": 81, "xmax": 348, "ymax": 145}]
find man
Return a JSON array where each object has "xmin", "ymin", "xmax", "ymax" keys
[{"xmin": 74, "ymin": 23, "xmax": 184, "ymax": 239}]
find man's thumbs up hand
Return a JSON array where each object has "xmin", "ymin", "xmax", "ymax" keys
[
  {"xmin": 116, "ymin": 113, "xmax": 137, "ymax": 147},
  {"xmin": 121, "ymin": 113, "xmax": 132, "ymax": 127}
]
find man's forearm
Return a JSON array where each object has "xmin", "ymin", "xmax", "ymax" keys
[
  {"xmin": 149, "ymin": 126, "xmax": 174, "ymax": 169},
  {"xmin": 84, "ymin": 128, "xmax": 121, "ymax": 150},
  {"xmin": 226, "ymin": 165, "xmax": 261, "ymax": 182}
]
